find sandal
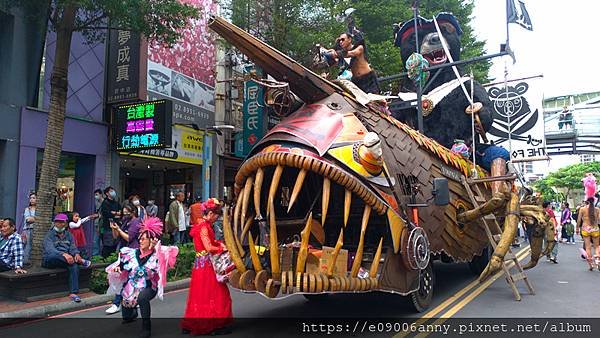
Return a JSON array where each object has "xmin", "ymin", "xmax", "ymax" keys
[{"xmin": 70, "ymin": 294, "xmax": 81, "ymax": 302}]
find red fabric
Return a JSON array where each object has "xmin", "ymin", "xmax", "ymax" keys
[
  {"xmin": 189, "ymin": 203, "xmax": 203, "ymax": 226},
  {"xmin": 181, "ymin": 220, "xmax": 232, "ymax": 334},
  {"xmin": 69, "ymin": 227, "xmax": 86, "ymax": 248}
]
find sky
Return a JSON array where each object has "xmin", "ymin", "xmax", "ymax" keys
[{"xmin": 471, "ymin": 0, "xmax": 600, "ymax": 99}]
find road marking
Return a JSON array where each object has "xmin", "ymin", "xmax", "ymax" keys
[
  {"xmin": 393, "ymin": 245, "xmax": 530, "ymax": 338},
  {"xmin": 412, "ymin": 246, "xmax": 530, "ymax": 338}
]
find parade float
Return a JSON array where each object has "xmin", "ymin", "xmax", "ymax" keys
[{"xmin": 207, "ymin": 9, "xmax": 553, "ymax": 311}]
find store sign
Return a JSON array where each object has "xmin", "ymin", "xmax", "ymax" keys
[
  {"xmin": 242, "ymin": 68, "xmax": 265, "ymax": 156},
  {"xmin": 114, "ymin": 100, "xmax": 172, "ymax": 151},
  {"xmin": 106, "ymin": 29, "xmax": 145, "ymax": 104},
  {"xmin": 125, "ymin": 125, "xmax": 204, "ymax": 165}
]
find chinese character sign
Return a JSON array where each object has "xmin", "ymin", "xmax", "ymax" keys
[
  {"xmin": 114, "ymin": 100, "xmax": 172, "ymax": 151},
  {"xmin": 242, "ymin": 79, "xmax": 265, "ymax": 156},
  {"xmin": 106, "ymin": 29, "xmax": 143, "ymax": 104}
]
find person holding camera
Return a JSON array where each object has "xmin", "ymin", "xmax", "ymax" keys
[{"xmin": 99, "ymin": 186, "xmax": 122, "ymax": 258}]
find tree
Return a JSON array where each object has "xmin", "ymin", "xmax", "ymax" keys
[
  {"xmin": 533, "ymin": 161, "xmax": 600, "ymax": 202},
  {"xmin": 226, "ymin": 0, "xmax": 491, "ymax": 90},
  {"xmin": 1, "ymin": 0, "xmax": 200, "ymax": 266}
]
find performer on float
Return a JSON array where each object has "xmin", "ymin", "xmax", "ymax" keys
[
  {"xmin": 106, "ymin": 217, "xmax": 178, "ymax": 338},
  {"xmin": 181, "ymin": 198, "xmax": 232, "ymax": 336},
  {"xmin": 583, "ymin": 173, "xmax": 597, "ymax": 201}
]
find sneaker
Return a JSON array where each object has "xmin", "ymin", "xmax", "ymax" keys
[
  {"xmin": 70, "ymin": 294, "xmax": 81, "ymax": 303},
  {"xmin": 105, "ymin": 304, "xmax": 121, "ymax": 315},
  {"xmin": 81, "ymin": 259, "xmax": 92, "ymax": 268},
  {"xmin": 551, "ymin": 258, "xmax": 558, "ymax": 264}
]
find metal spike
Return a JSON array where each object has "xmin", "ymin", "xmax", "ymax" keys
[
  {"xmin": 254, "ymin": 168, "xmax": 264, "ymax": 218},
  {"xmin": 321, "ymin": 178, "xmax": 331, "ymax": 226},
  {"xmin": 267, "ymin": 165, "xmax": 284, "ymax": 217},
  {"xmin": 287, "ymin": 169, "xmax": 307, "ymax": 213},
  {"xmin": 344, "ymin": 189, "xmax": 351, "ymax": 227}
]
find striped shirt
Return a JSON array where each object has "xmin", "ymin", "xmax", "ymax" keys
[{"xmin": 0, "ymin": 232, "xmax": 24, "ymax": 269}]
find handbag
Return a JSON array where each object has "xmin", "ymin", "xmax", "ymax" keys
[{"xmin": 210, "ymin": 251, "xmax": 235, "ymax": 283}]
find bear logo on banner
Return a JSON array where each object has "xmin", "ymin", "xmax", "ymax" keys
[{"xmin": 487, "ymin": 82, "xmax": 542, "ymax": 147}]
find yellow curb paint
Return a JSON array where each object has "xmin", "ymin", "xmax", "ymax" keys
[{"xmin": 412, "ymin": 246, "xmax": 530, "ymax": 338}]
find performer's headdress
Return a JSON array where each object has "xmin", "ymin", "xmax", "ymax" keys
[
  {"xmin": 139, "ymin": 217, "xmax": 163, "ymax": 239},
  {"xmin": 201, "ymin": 198, "xmax": 223, "ymax": 215}
]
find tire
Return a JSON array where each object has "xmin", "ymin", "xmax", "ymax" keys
[
  {"xmin": 410, "ymin": 262, "xmax": 434, "ymax": 312},
  {"xmin": 469, "ymin": 245, "xmax": 491, "ymax": 275}
]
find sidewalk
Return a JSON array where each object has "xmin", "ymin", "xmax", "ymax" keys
[{"xmin": 0, "ymin": 278, "xmax": 190, "ymax": 320}]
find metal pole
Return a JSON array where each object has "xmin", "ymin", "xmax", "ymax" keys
[
  {"xmin": 378, "ymin": 51, "xmax": 509, "ymax": 83},
  {"xmin": 413, "ymin": 1, "xmax": 423, "ymax": 132},
  {"xmin": 504, "ymin": 61, "xmax": 512, "ymax": 159}
]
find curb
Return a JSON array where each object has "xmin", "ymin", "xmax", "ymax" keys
[{"xmin": 0, "ymin": 278, "xmax": 190, "ymax": 321}]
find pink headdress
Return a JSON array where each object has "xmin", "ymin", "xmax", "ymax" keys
[
  {"xmin": 139, "ymin": 217, "xmax": 163, "ymax": 239},
  {"xmin": 200, "ymin": 198, "xmax": 222, "ymax": 214}
]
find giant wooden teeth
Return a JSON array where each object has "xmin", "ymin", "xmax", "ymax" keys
[
  {"xmin": 241, "ymin": 176, "xmax": 254, "ymax": 235},
  {"xmin": 351, "ymin": 206, "xmax": 371, "ymax": 277},
  {"xmin": 287, "ymin": 169, "xmax": 307, "ymax": 213},
  {"xmin": 344, "ymin": 189, "xmax": 351, "ymax": 227},
  {"xmin": 321, "ymin": 178, "xmax": 331, "ymax": 226},
  {"xmin": 254, "ymin": 168, "xmax": 264, "ymax": 218},
  {"xmin": 267, "ymin": 165, "xmax": 283, "ymax": 217}
]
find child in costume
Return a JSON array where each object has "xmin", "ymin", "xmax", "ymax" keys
[{"xmin": 106, "ymin": 217, "xmax": 178, "ymax": 338}]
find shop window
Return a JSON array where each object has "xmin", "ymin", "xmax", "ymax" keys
[{"xmin": 36, "ymin": 151, "xmax": 76, "ymax": 213}]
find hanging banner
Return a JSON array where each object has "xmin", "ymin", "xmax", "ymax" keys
[
  {"xmin": 485, "ymin": 75, "xmax": 547, "ymax": 161},
  {"xmin": 242, "ymin": 67, "xmax": 265, "ymax": 156}
]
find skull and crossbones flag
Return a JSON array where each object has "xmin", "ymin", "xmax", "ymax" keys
[
  {"xmin": 507, "ymin": 0, "xmax": 533, "ymax": 31},
  {"xmin": 485, "ymin": 75, "xmax": 547, "ymax": 161}
]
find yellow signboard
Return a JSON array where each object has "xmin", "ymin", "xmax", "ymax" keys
[{"xmin": 122, "ymin": 125, "xmax": 204, "ymax": 165}]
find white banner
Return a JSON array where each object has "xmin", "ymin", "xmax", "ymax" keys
[{"xmin": 484, "ymin": 75, "xmax": 547, "ymax": 161}]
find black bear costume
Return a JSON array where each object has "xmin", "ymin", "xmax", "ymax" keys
[{"xmin": 391, "ymin": 13, "xmax": 494, "ymax": 151}]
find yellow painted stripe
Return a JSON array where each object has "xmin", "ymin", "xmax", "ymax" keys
[
  {"xmin": 412, "ymin": 246, "xmax": 530, "ymax": 338},
  {"xmin": 393, "ymin": 245, "xmax": 530, "ymax": 338}
]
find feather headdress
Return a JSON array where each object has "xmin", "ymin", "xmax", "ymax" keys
[{"xmin": 139, "ymin": 217, "xmax": 163, "ymax": 239}]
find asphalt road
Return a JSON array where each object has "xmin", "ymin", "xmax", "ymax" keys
[{"xmin": 2, "ymin": 238, "xmax": 599, "ymax": 338}]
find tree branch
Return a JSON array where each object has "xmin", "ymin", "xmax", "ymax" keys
[
  {"xmin": 75, "ymin": 13, "xmax": 107, "ymax": 31},
  {"xmin": 78, "ymin": 25, "xmax": 133, "ymax": 31}
]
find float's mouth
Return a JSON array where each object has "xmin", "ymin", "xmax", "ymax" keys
[
  {"xmin": 224, "ymin": 146, "xmax": 394, "ymax": 296},
  {"xmin": 422, "ymin": 48, "xmax": 447, "ymax": 65},
  {"xmin": 234, "ymin": 149, "xmax": 388, "ymax": 228}
]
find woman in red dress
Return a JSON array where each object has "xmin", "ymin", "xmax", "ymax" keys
[{"xmin": 181, "ymin": 198, "xmax": 232, "ymax": 335}]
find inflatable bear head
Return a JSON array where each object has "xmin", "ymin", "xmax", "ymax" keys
[{"xmin": 394, "ymin": 12, "xmax": 463, "ymax": 88}]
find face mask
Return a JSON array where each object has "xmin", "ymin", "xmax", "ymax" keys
[
  {"xmin": 148, "ymin": 201, "xmax": 154, "ymax": 205},
  {"xmin": 95, "ymin": 195, "xmax": 101, "ymax": 201},
  {"xmin": 109, "ymin": 191, "xmax": 117, "ymax": 199},
  {"xmin": 133, "ymin": 200, "xmax": 140, "ymax": 206},
  {"xmin": 53, "ymin": 226, "xmax": 66, "ymax": 233}
]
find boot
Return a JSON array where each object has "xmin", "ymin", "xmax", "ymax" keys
[{"xmin": 139, "ymin": 319, "xmax": 151, "ymax": 338}]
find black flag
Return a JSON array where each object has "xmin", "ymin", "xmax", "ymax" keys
[{"xmin": 507, "ymin": 0, "xmax": 533, "ymax": 31}]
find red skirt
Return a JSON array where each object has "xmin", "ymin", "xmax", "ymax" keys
[
  {"xmin": 180, "ymin": 255, "xmax": 233, "ymax": 334},
  {"xmin": 69, "ymin": 227, "xmax": 86, "ymax": 248}
]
